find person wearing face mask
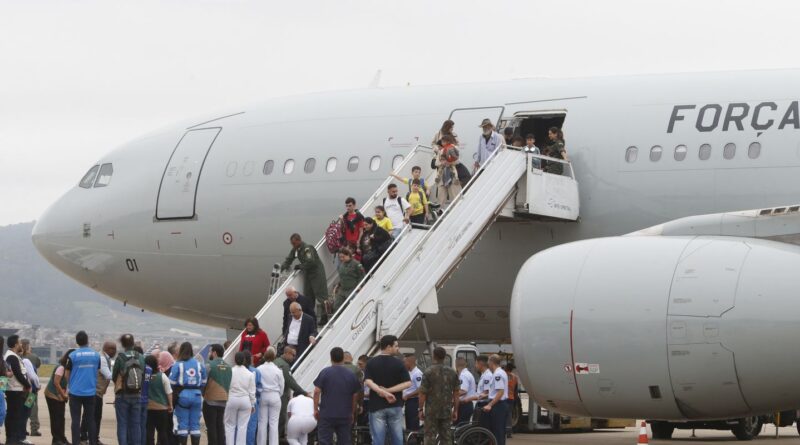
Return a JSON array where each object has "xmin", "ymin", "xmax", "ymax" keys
[{"xmin": 475, "ymin": 119, "xmax": 505, "ymax": 169}]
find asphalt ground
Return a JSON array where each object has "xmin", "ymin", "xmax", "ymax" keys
[{"xmin": 20, "ymin": 386, "xmax": 800, "ymax": 445}]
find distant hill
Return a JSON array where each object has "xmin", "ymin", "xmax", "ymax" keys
[{"xmin": 0, "ymin": 221, "xmax": 223, "ymax": 336}]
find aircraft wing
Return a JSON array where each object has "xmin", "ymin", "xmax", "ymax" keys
[{"xmin": 626, "ymin": 204, "xmax": 800, "ymax": 245}]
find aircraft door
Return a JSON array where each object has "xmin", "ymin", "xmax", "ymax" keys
[
  {"xmin": 156, "ymin": 127, "xmax": 221, "ymax": 220},
  {"xmin": 448, "ymin": 107, "xmax": 503, "ymax": 165}
]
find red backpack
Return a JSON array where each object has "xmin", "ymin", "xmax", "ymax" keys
[{"xmin": 325, "ymin": 219, "xmax": 344, "ymax": 254}]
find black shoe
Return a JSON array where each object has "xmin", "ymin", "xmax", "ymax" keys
[{"xmin": 30, "ymin": 433, "xmax": 42, "ymax": 437}]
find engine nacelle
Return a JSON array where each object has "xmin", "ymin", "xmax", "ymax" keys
[{"xmin": 510, "ymin": 235, "xmax": 800, "ymax": 420}]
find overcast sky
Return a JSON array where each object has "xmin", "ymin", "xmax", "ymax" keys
[{"xmin": 1, "ymin": 0, "xmax": 797, "ymax": 226}]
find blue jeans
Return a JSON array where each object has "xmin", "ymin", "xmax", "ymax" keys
[
  {"xmin": 141, "ymin": 402, "xmax": 148, "ymax": 444},
  {"xmin": 115, "ymin": 396, "xmax": 143, "ymax": 445},
  {"xmin": 369, "ymin": 406, "xmax": 404, "ymax": 445}
]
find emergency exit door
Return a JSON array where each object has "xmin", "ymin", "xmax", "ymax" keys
[{"xmin": 156, "ymin": 127, "xmax": 221, "ymax": 220}]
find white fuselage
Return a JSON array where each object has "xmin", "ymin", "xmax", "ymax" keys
[{"xmin": 32, "ymin": 69, "xmax": 800, "ymax": 341}]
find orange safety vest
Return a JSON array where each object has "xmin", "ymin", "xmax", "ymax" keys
[{"xmin": 507, "ymin": 373, "xmax": 518, "ymax": 400}]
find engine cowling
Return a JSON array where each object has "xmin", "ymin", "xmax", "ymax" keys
[{"xmin": 510, "ymin": 235, "xmax": 800, "ymax": 420}]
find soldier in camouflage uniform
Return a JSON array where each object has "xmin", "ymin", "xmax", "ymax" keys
[
  {"xmin": 419, "ymin": 347, "xmax": 460, "ymax": 445},
  {"xmin": 281, "ymin": 233, "xmax": 329, "ymax": 323},
  {"xmin": 333, "ymin": 247, "xmax": 365, "ymax": 311}
]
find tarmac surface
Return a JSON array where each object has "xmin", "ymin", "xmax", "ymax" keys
[{"xmin": 21, "ymin": 388, "xmax": 800, "ymax": 444}]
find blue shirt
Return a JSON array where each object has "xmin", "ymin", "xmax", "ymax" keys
[
  {"xmin": 313, "ymin": 365, "xmax": 360, "ymax": 419},
  {"xmin": 66, "ymin": 347, "xmax": 101, "ymax": 397},
  {"xmin": 169, "ymin": 358, "xmax": 206, "ymax": 389},
  {"xmin": 141, "ymin": 365, "xmax": 153, "ymax": 404}
]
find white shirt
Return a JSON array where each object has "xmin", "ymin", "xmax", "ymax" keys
[
  {"xmin": 489, "ymin": 367, "xmax": 508, "ymax": 401},
  {"xmin": 383, "ymin": 195, "xmax": 411, "ymax": 230},
  {"xmin": 458, "ymin": 368, "xmax": 476, "ymax": 402},
  {"xmin": 287, "ymin": 317, "xmax": 302, "ymax": 345},
  {"xmin": 288, "ymin": 394, "xmax": 314, "ymax": 417},
  {"xmin": 403, "ymin": 366, "xmax": 423, "ymax": 398},
  {"xmin": 23, "ymin": 358, "xmax": 40, "ymax": 390},
  {"xmin": 229, "ymin": 365, "xmax": 257, "ymax": 406},
  {"xmin": 99, "ymin": 352, "xmax": 112, "ymax": 381},
  {"xmin": 158, "ymin": 373, "xmax": 173, "ymax": 396},
  {"xmin": 257, "ymin": 362, "xmax": 285, "ymax": 394},
  {"xmin": 477, "ymin": 131, "xmax": 504, "ymax": 166},
  {"xmin": 477, "ymin": 369, "xmax": 493, "ymax": 396}
]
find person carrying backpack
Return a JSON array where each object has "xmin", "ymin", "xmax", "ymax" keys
[
  {"xmin": 112, "ymin": 334, "xmax": 146, "ymax": 445},
  {"xmin": 406, "ymin": 180, "xmax": 430, "ymax": 225}
]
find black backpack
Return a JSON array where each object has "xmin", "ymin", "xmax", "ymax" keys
[{"xmin": 121, "ymin": 352, "xmax": 144, "ymax": 393}]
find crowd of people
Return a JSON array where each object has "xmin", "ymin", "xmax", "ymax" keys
[{"xmin": 2, "ymin": 331, "xmax": 518, "ymax": 445}]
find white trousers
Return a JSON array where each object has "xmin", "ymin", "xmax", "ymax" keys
[
  {"xmin": 257, "ymin": 391, "xmax": 282, "ymax": 445},
  {"xmin": 286, "ymin": 415, "xmax": 317, "ymax": 445},
  {"xmin": 224, "ymin": 395, "xmax": 252, "ymax": 445}
]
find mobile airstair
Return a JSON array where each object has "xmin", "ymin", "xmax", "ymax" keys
[{"xmin": 224, "ymin": 143, "xmax": 580, "ymax": 389}]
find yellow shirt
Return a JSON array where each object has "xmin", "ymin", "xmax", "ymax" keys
[
  {"xmin": 407, "ymin": 191, "xmax": 428, "ymax": 216},
  {"xmin": 376, "ymin": 217, "xmax": 393, "ymax": 232}
]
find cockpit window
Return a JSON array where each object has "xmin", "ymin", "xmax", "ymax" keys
[
  {"xmin": 79, "ymin": 165, "xmax": 100, "ymax": 188},
  {"xmin": 94, "ymin": 163, "xmax": 114, "ymax": 187}
]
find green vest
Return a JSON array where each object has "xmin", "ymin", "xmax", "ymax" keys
[
  {"xmin": 45, "ymin": 366, "xmax": 67, "ymax": 399},
  {"xmin": 147, "ymin": 372, "xmax": 170, "ymax": 410},
  {"xmin": 204, "ymin": 359, "xmax": 232, "ymax": 402}
]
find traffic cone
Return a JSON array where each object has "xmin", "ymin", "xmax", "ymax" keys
[{"xmin": 637, "ymin": 420, "xmax": 649, "ymax": 445}]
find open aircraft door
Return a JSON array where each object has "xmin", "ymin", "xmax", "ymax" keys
[
  {"xmin": 448, "ymin": 106, "xmax": 504, "ymax": 165},
  {"xmin": 156, "ymin": 127, "xmax": 221, "ymax": 220}
]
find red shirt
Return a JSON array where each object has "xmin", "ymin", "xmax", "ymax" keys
[
  {"xmin": 239, "ymin": 329, "xmax": 270, "ymax": 364},
  {"xmin": 343, "ymin": 211, "xmax": 364, "ymax": 245}
]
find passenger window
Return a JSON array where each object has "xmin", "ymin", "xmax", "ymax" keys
[
  {"xmin": 748, "ymin": 142, "xmax": 761, "ymax": 159},
  {"xmin": 326, "ymin": 157, "xmax": 337, "ymax": 173},
  {"xmin": 227, "ymin": 161, "xmax": 238, "ymax": 177},
  {"xmin": 304, "ymin": 158, "xmax": 316, "ymax": 174},
  {"xmin": 625, "ymin": 146, "xmax": 638, "ymax": 163},
  {"xmin": 649, "ymin": 146, "xmax": 662, "ymax": 162},
  {"xmin": 674, "ymin": 145, "xmax": 687, "ymax": 161},
  {"xmin": 370, "ymin": 156, "xmax": 381, "ymax": 171},
  {"xmin": 348, "ymin": 156, "xmax": 360, "ymax": 172},
  {"xmin": 242, "ymin": 161, "xmax": 254, "ymax": 176},
  {"xmin": 392, "ymin": 155, "xmax": 404, "ymax": 170},
  {"xmin": 79, "ymin": 165, "xmax": 100, "ymax": 189},
  {"xmin": 723, "ymin": 143, "xmax": 736, "ymax": 160},
  {"xmin": 263, "ymin": 160, "xmax": 274, "ymax": 175},
  {"xmin": 94, "ymin": 163, "xmax": 114, "ymax": 187},
  {"xmin": 698, "ymin": 144, "xmax": 711, "ymax": 161},
  {"xmin": 284, "ymin": 159, "xmax": 295, "ymax": 174}
]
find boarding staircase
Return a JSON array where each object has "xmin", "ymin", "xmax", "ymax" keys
[{"xmin": 223, "ymin": 143, "xmax": 580, "ymax": 389}]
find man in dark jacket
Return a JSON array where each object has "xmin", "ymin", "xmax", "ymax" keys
[
  {"xmin": 273, "ymin": 345, "xmax": 307, "ymax": 441},
  {"xmin": 282, "ymin": 286, "xmax": 316, "ymax": 336},
  {"xmin": 282, "ymin": 303, "xmax": 317, "ymax": 358},
  {"xmin": 281, "ymin": 234, "xmax": 329, "ymax": 324}
]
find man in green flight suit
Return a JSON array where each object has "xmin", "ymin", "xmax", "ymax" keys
[
  {"xmin": 273, "ymin": 345, "xmax": 308, "ymax": 442},
  {"xmin": 281, "ymin": 233, "xmax": 329, "ymax": 324},
  {"xmin": 419, "ymin": 347, "xmax": 460, "ymax": 445}
]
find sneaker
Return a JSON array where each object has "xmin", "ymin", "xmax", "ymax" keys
[{"xmin": 22, "ymin": 440, "xmax": 35, "ymax": 445}]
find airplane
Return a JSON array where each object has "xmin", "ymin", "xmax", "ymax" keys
[{"xmin": 32, "ymin": 68, "xmax": 800, "ymax": 422}]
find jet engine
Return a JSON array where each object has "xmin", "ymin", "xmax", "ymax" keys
[{"xmin": 510, "ymin": 235, "xmax": 800, "ymax": 420}]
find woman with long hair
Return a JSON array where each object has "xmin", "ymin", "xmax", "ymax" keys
[
  {"xmin": 238, "ymin": 317, "xmax": 270, "ymax": 365},
  {"xmin": 169, "ymin": 343, "xmax": 205, "ymax": 445},
  {"xmin": 224, "ymin": 352, "xmax": 256, "ymax": 445},
  {"xmin": 44, "ymin": 348, "xmax": 74, "ymax": 445},
  {"xmin": 544, "ymin": 126, "xmax": 568, "ymax": 175}
]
